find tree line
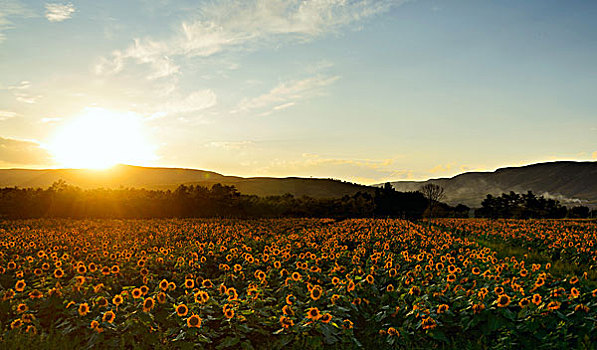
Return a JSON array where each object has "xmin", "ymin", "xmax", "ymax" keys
[
  {"xmin": 475, "ymin": 191, "xmax": 595, "ymax": 219},
  {"xmin": 0, "ymin": 181, "xmax": 468, "ymax": 220}
]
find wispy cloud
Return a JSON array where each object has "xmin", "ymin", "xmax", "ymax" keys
[
  {"xmin": 96, "ymin": 0, "xmax": 402, "ymax": 79},
  {"xmin": 205, "ymin": 141, "xmax": 254, "ymax": 150},
  {"xmin": 5, "ymin": 80, "xmax": 41, "ymax": 104},
  {"xmin": 236, "ymin": 75, "xmax": 340, "ymax": 116},
  {"xmin": 0, "ymin": 110, "xmax": 18, "ymax": 121},
  {"xmin": 40, "ymin": 117, "xmax": 62, "ymax": 123},
  {"xmin": 257, "ymin": 153, "xmax": 406, "ymax": 183},
  {"xmin": 148, "ymin": 89, "xmax": 217, "ymax": 119},
  {"xmin": 0, "ymin": 1, "xmax": 36, "ymax": 43},
  {"xmin": 45, "ymin": 3, "xmax": 75, "ymax": 22},
  {"xmin": 428, "ymin": 163, "xmax": 455, "ymax": 174}
]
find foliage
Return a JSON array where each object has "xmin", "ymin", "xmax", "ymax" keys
[
  {"xmin": 475, "ymin": 191, "xmax": 568, "ymax": 219},
  {"xmin": 1, "ymin": 218, "xmax": 596, "ymax": 349}
]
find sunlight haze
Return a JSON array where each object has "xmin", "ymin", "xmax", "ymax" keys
[{"xmin": 1, "ymin": 0, "xmax": 596, "ymax": 183}]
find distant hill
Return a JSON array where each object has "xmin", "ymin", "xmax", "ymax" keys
[
  {"xmin": 0, "ymin": 164, "xmax": 375, "ymax": 199},
  {"xmin": 381, "ymin": 161, "xmax": 597, "ymax": 208}
]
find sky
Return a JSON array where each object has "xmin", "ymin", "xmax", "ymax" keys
[{"xmin": 0, "ymin": 0, "xmax": 596, "ymax": 184}]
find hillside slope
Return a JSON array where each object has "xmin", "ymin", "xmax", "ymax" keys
[
  {"xmin": 0, "ymin": 164, "xmax": 374, "ymax": 199},
  {"xmin": 383, "ymin": 161, "xmax": 597, "ymax": 208}
]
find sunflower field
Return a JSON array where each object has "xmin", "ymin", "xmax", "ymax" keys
[{"xmin": 1, "ymin": 218, "xmax": 596, "ymax": 349}]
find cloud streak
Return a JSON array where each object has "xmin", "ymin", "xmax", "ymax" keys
[
  {"xmin": 0, "ymin": 110, "xmax": 18, "ymax": 121},
  {"xmin": 148, "ymin": 89, "xmax": 217, "ymax": 119},
  {"xmin": 45, "ymin": 3, "xmax": 75, "ymax": 22},
  {"xmin": 236, "ymin": 75, "xmax": 340, "ymax": 115},
  {"xmin": 97, "ymin": 0, "xmax": 402, "ymax": 79}
]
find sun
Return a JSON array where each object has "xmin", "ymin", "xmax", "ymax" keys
[{"xmin": 47, "ymin": 107, "xmax": 156, "ymax": 169}]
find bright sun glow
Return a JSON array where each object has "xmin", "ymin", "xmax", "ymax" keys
[{"xmin": 47, "ymin": 107, "xmax": 157, "ymax": 169}]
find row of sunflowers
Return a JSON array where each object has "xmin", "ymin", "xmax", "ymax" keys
[{"xmin": 1, "ymin": 218, "xmax": 596, "ymax": 348}]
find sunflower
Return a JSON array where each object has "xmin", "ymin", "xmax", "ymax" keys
[
  {"xmin": 437, "ymin": 304, "xmax": 449, "ymax": 313},
  {"xmin": 365, "ymin": 274, "xmax": 374, "ymax": 284},
  {"xmin": 15, "ymin": 280, "xmax": 26, "ymax": 292},
  {"xmin": 143, "ymin": 297, "xmax": 155, "ymax": 312},
  {"xmin": 409, "ymin": 286, "xmax": 421, "ymax": 296},
  {"xmin": 343, "ymin": 319, "xmax": 354, "ymax": 329},
  {"xmin": 306, "ymin": 307, "xmax": 321, "ymax": 320},
  {"xmin": 472, "ymin": 303, "xmax": 485, "ymax": 313},
  {"xmin": 195, "ymin": 291, "xmax": 210, "ymax": 304},
  {"xmin": 575, "ymin": 304, "xmax": 589, "ymax": 313},
  {"xmin": 421, "ymin": 317, "xmax": 436, "ymax": 330},
  {"xmin": 28, "ymin": 289, "xmax": 43, "ymax": 299},
  {"xmin": 532, "ymin": 294, "xmax": 542, "ymax": 305},
  {"xmin": 132, "ymin": 288, "xmax": 142, "ymax": 299},
  {"xmin": 159, "ymin": 279, "xmax": 169, "ymax": 291},
  {"xmin": 11, "ymin": 319, "xmax": 23, "ymax": 329},
  {"xmin": 96, "ymin": 296, "xmax": 108, "ymax": 308},
  {"xmin": 330, "ymin": 294, "xmax": 340, "ymax": 304},
  {"xmin": 77, "ymin": 265, "xmax": 87, "ymax": 274},
  {"xmin": 176, "ymin": 304, "xmax": 188, "ymax": 317},
  {"xmin": 282, "ymin": 305, "xmax": 294, "ymax": 316},
  {"xmin": 388, "ymin": 268, "xmax": 398, "ymax": 277},
  {"xmin": 387, "ymin": 327, "xmax": 399, "ymax": 337},
  {"xmin": 347, "ymin": 280, "xmax": 356, "ymax": 292},
  {"xmin": 185, "ymin": 279, "xmax": 194, "ymax": 289},
  {"xmin": 187, "ymin": 314, "xmax": 202, "ymax": 328},
  {"xmin": 547, "ymin": 301, "xmax": 561, "ymax": 311},
  {"xmin": 157, "ymin": 292, "xmax": 167, "ymax": 304},
  {"xmin": 518, "ymin": 298, "xmax": 530, "ymax": 308},
  {"xmin": 497, "ymin": 294, "xmax": 511, "ymax": 307},
  {"xmin": 280, "ymin": 315, "xmax": 294, "ymax": 329},
  {"xmin": 224, "ymin": 308, "xmax": 235, "ymax": 319},
  {"xmin": 310, "ymin": 286, "xmax": 323, "ymax": 300},
  {"xmin": 570, "ymin": 287, "xmax": 580, "ymax": 298},
  {"xmin": 17, "ymin": 303, "xmax": 28, "ymax": 313},
  {"xmin": 286, "ymin": 294, "xmax": 295, "ymax": 305},
  {"xmin": 227, "ymin": 288, "xmax": 238, "ymax": 301},
  {"xmin": 90, "ymin": 320, "xmax": 100, "ymax": 329},
  {"xmin": 168, "ymin": 282, "xmax": 176, "ymax": 291},
  {"xmin": 112, "ymin": 294, "xmax": 124, "ymax": 306},
  {"xmin": 140, "ymin": 285, "xmax": 149, "ymax": 295},
  {"xmin": 320, "ymin": 313, "xmax": 332, "ymax": 323},
  {"xmin": 291, "ymin": 272, "xmax": 301, "ymax": 281},
  {"xmin": 78, "ymin": 303, "xmax": 90, "ymax": 316},
  {"xmin": 102, "ymin": 310, "xmax": 115, "ymax": 323}
]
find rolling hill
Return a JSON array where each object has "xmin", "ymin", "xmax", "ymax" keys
[
  {"xmin": 382, "ymin": 161, "xmax": 597, "ymax": 208},
  {"xmin": 0, "ymin": 164, "xmax": 375, "ymax": 199}
]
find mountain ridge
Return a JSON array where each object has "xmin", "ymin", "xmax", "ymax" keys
[
  {"xmin": 1, "ymin": 161, "xmax": 595, "ymax": 207},
  {"xmin": 0, "ymin": 164, "xmax": 374, "ymax": 199},
  {"xmin": 379, "ymin": 161, "xmax": 597, "ymax": 208}
]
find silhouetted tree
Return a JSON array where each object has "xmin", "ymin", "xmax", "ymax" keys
[{"xmin": 420, "ymin": 183, "xmax": 445, "ymax": 218}]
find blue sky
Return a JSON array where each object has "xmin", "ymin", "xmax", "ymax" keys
[{"xmin": 0, "ymin": 0, "xmax": 596, "ymax": 183}]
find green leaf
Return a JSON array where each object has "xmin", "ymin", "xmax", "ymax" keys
[{"xmin": 216, "ymin": 336, "xmax": 240, "ymax": 349}]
